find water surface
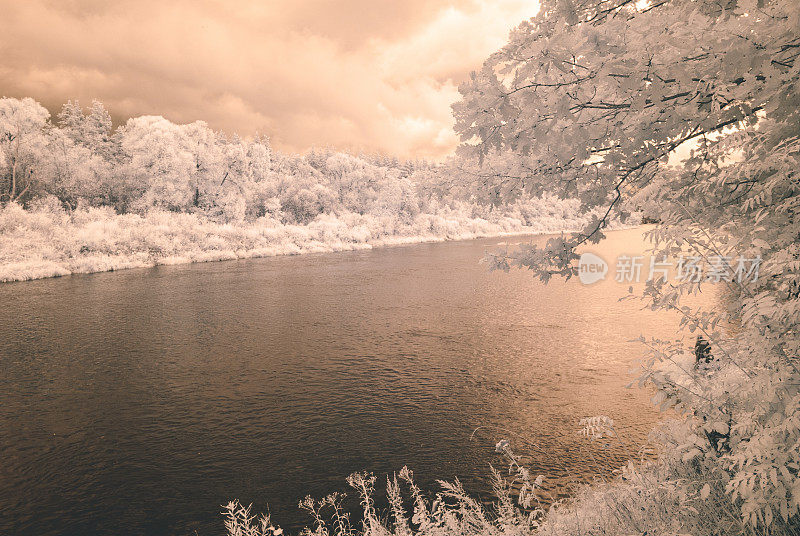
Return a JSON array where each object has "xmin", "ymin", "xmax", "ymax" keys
[{"xmin": 0, "ymin": 228, "xmax": 700, "ymax": 535}]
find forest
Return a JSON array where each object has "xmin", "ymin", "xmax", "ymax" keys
[{"xmin": 0, "ymin": 97, "xmax": 598, "ymax": 282}]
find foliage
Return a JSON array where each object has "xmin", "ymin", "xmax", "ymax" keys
[
  {"xmin": 0, "ymin": 97, "xmax": 49, "ymax": 202},
  {"xmin": 453, "ymin": 0, "xmax": 800, "ymax": 531},
  {"xmin": 0, "ymin": 97, "xmax": 616, "ymax": 282},
  {"xmin": 223, "ymin": 422, "xmax": 781, "ymax": 536},
  {"xmin": 0, "ymin": 188, "xmax": 598, "ymax": 283},
  {"xmin": 0, "ymin": 97, "xmax": 602, "ymax": 227}
]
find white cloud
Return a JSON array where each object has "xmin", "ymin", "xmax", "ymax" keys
[{"xmin": 0, "ymin": 0, "xmax": 539, "ymax": 159}]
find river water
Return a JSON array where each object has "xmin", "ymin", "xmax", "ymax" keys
[{"xmin": 0, "ymin": 227, "xmax": 700, "ymax": 535}]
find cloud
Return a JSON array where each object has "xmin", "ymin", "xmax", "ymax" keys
[{"xmin": 0, "ymin": 0, "xmax": 539, "ymax": 159}]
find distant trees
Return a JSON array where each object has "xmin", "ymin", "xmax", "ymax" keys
[
  {"xmin": 0, "ymin": 97, "xmax": 49, "ymax": 202},
  {"xmin": 0, "ymin": 100, "xmax": 280, "ymax": 220},
  {"xmin": 58, "ymin": 100, "xmax": 114, "ymax": 158},
  {"xmin": 40, "ymin": 101, "xmax": 115, "ymax": 210},
  {"xmin": 0, "ymin": 96, "xmax": 574, "ymax": 231},
  {"xmin": 118, "ymin": 116, "xmax": 211, "ymax": 212}
]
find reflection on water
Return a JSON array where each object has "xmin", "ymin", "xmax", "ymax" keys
[{"xmin": 0, "ymin": 228, "xmax": 707, "ymax": 535}]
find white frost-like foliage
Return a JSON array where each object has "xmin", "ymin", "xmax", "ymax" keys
[
  {"xmin": 449, "ymin": 0, "xmax": 800, "ymax": 533},
  {"xmin": 0, "ymin": 195, "xmax": 598, "ymax": 283},
  {"xmin": 0, "ymin": 98, "xmax": 607, "ymax": 282}
]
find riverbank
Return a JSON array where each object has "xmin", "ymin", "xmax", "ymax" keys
[{"xmin": 0, "ymin": 200, "xmax": 628, "ymax": 283}]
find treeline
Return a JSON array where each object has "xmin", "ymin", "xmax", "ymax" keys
[
  {"xmin": 0, "ymin": 97, "xmax": 598, "ymax": 283},
  {"xmin": 0, "ymin": 96, "xmax": 565, "ymax": 226}
]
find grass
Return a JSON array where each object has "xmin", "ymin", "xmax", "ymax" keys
[{"xmin": 223, "ymin": 417, "xmax": 800, "ymax": 536}]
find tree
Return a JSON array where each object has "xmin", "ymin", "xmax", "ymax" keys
[
  {"xmin": 204, "ymin": 134, "xmax": 273, "ymax": 222},
  {"xmin": 40, "ymin": 128, "xmax": 101, "ymax": 209},
  {"xmin": 454, "ymin": 0, "xmax": 799, "ymax": 529},
  {"xmin": 0, "ymin": 97, "xmax": 50, "ymax": 203},
  {"xmin": 455, "ymin": 0, "xmax": 798, "ymax": 274},
  {"xmin": 58, "ymin": 100, "xmax": 116, "ymax": 160},
  {"xmin": 118, "ymin": 116, "xmax": 226, "ymax": 213}
]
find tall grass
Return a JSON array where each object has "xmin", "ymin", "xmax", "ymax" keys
[{"xmin": 224, "ymin": 416, "xmax": 798, "ymax": 536}]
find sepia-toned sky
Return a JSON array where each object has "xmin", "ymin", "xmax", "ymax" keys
[{"xmin": 0, "ymin": 0, "xmax": 539, "ymax": 159}]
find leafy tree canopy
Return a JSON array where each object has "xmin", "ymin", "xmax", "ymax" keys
[{"xmin": 455, "ymin": 0, "xmax": 799, "ymax": 529}]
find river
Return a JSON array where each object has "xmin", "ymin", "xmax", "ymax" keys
[{"xmin": 0, "ymin": 227, "xmax": 699, "ymax": 535}]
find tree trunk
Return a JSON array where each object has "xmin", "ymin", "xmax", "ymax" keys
[{"xmin": 10, "ymin": 159, "xmax": 17, "ymax": 199}]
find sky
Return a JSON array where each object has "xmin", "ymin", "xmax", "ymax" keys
[{"xmin": 0, "ymin": 0, "xmax": 539, "ymax": 159}]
